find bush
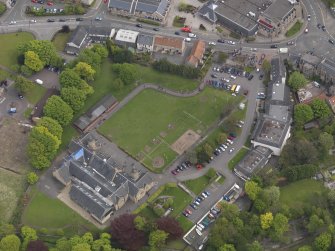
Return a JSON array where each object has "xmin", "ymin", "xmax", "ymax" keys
[
  {"xmin": 0, "ymin": 2, "xmax": 6, "ymax": 16},
  {"xmin": 230, "ymin": 32, "xmax": 241, "ymax": 39},
  {"xmin": 27, "ymin": 172, "xmax": 39, "ymax": 185},
  {"xmin": 136, "ymin": 18, "xmax": 160, "ymax": 26},
  {"xmin": 153, "ymin": 206, "xmax": 165, "ymax": 217}
]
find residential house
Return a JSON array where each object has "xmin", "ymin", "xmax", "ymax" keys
[
  {"xmin": 186, "ymin": 40, "xmax": 206, "ymax": 67},
  {"xmin": 115, "ymin": 29, "xmax": 139, "ymax": 49},
  {"xmin": 136, "ymin": 34, "xmax": 154, "ymax": 52},
  {"xmin": 65, "ymin": 26, "xmax": 88, "ymax": 55},
  {"xmin": 153, "ymin": 36, "xmax": 185, "ymax": 55}
]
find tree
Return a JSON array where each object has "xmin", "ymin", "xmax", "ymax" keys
[
  {"xmin": 254, "ymin": 186, "xmax": 280, "ymax": 213},
  {"xmin": 310, "ymin": 99, "xmax": 332, "ymax": 119},
  {"xmin": 271, "ymin": 213, "xmax": 289, "ymax": 241},
  {"xmin": 43, "ymin": 95, "xmax": 73, "ymax": 126},
  {"xmin": 288, "ymin": 71, "xmax": 308, "ymax": 91},
  {"xmin": 92, "ymin": 233, "xmax": 114, "ymax": 251},
  {"xmin": 319, "ymin": 132, "xmax": 334, "ymax": 151},
  {"xmin": 20, "ymin": 65, "xmax": 34, "ymax": 76},
  {"xmin": 0, "ymin": 2, "xmax": 6, "ymax": 16},
  {"xmin": 61, "ymin": 87, "xmax": 86, "ymax": 112},
  {"xmin": 14, "ymin": 76, "xmax": 34, "ymax": 94},
  {"xmin": 61, "ymin": 25, "xmax": 70, "ymax": 33},
  {"xmin": 55, "ymin": 237, "xmax": 71, "ymax": 251},
  {"xmin": 111, "ymin": 48, "xmax": 134, "ymax": 63},
  {"xmin": 37, "ymin": 117, "xmax": 63, "ymax": 140},
  {"xmin": 283, "ymin": 164, "xmax": 318, "ymax": 182},
  {"xmin": 245, "ymin": 181, "xmax": 261, "ymax": 201},
  {"xmin": 77, "ymin": 48, "xmax": 102, "ymax": 71},
  {"xmin": 59, "ymin": 69, "xmax": 93, "ymax": 96},
  {"xmin": 24, "ymin": 51, "xmax": 44, "ymax": 72},
  {"xmin": 0, "ymin": 235, "xmax": 21, "ymax": 251},
  {"xmin": 260, "ymin": 212, "xmax": 273, "ymax": 230},
  {"xmin": 74, "ymin": 62, "xmax": 96, "ymax": 81},
  {"xmin": 148, "ymin": 230, "xmax": 169, "ymax": 250},
  {"xmin": 110, "ymin": 214, "xmax": 146, "ymax": 251},
  {"xmin": 0, "ymin": 224, "xmax": 15, "ymax": 236},
  {"xmin": 81, "ymin": 232, "xmax": 93, "ymax": 245},
  {"xmin": 113, "ymin": 78, "xmax": 124, "ymax": 91},
  {"xmin": 247, "ymin": 241, "xmax": 263, "ymax": 251},
  {"xmin": 294, "ymin": 104, "xmax": 314, "ymax": 128},
  {"xmin": 219, "ymin": 244, "xmax": 236, "ymax": 251},
  {"xmin": 21, "ymin": 226, "xmax": 37, "ymax": 250},
  {"xmin": 72, "ymin": 243, "xmax": 91, "ymax": 251},
  {"xmin": 307, "ymin": 214, "xmax": 325, "ymax": 233},
  {"xmin": 27, "ymin": 140, "xmax": 52, "ymax": 169},
  {"xmin": 262, "ymin": 59, "xmax": 271, "ymax": 74},
  {"xmin": 91, "ymin": 44, "xmax": 108, "ymax": 58},
  {"xmin": 216, "ymin": 132, "xmax": 227, "ymax": 144},
  {"xmin": 27, "ymin": 172, "xmax": 39, "ymax": 185},
  {"xmin": 18, "ymin": 40, "xmax": 60, "ymax": 66},
  {"xmin": 134, "ymin": 216, "xmax": 147, "ymax": 231},
  {"xmin": 314, "ymin": 232, "xmax": 331, "ymax": 251},
  {"xmin": 203, "ymin": 143, "xmax": 213, "ymax": 160},
  {"xmin": 156, "ymin": 217, "xmax": 183, "ymax": 240},
  {"xmin": 26, "ymin": 240, "xmax": 48, "ymax": 251},
  {"xmin": 185, "ymin": 150, "xmax": 198, "ymax": 165},
  {"xmin": 112, "ymin": 63, "xmax": 137, "ymax": 86}
]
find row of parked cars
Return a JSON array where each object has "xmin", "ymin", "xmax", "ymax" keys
[
  {"xmin": 213, "ymin": 136, "xmax": 235, "ymax": 157},
  {"xmin": 211, "ymin": 66, "xmax": 254, "ymax": 81},
  {"xmin": 171, "ymin": 161, "xmax": 192, "ymax": 175},
  {"xmin": 195, "ymin": 202, "xmax": 222, "ymax": 236},
  {"xmin": 183, "ymin": 191, "xmax": 211, "ymax": 217}
]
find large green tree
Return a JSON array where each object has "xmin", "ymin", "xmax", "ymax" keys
[
  {"xmin": 314, "ymin": 232, "xmax": 331, "ymax": 251},
  {"xmin": 37, "ymin": 116, "xmax": 63, "ymax": 140},
  {"xmin": 260, "ymin": 212, "xmax": 273, "ymax": 230},
  {"xmin": 18, "ymin": 40, "xmax": 60, "ymax": 66},
  {"xmin": 77, "ymin": 48, "xmax": 102, "ymax": 71},
  {"xmin": 310, "ymin": 99, "xmax": 332, "ymax": 119},
  {"xmin": 24, "ymin": 51, "xmax": 44, "ymax": 72},
  {"xmin": 91, "ymin": 44, "xmax": 108, "ymax": 59},
  {"xmin": 219, "ymin": 244, "xmax": 236, "ymax": 251},
  {"xmin": 319, "ymin": 132, "xmax": 334, "ymax": 151},
  {"xmin": 43, "ymin": 95, "xmax": 73, "ymax": 126},
  {"xmin": 74, "ymin": 62, "xmax": 96, "ymax": 81},
  {"xmin": 59, "ymin": 69, "xmax": 93, "ymax": 96},
  {"xmin": 294, "ymin": 104, "xmax": 314, "ymax": 128},
  {"xmin": 148, "ymin": 230, "xmax": 169, "ymax": 250},
  {"xmin": 21, "ymin": 226, "xmax": 37, "ymax": 251},
  {"xmin": 307, "ymin": 214, "xmax": 325, "ymax": 233},
  {"xmin": 270, "ymin": 213, "xmax": 289, "ymax": 241},
  {"xmin": 262, "ymin": 59, "xmax": 271, "ymax": 74},
  {"xmin": 60, "ymin": 87, "xmax": 86, "ymax": 112},
  {"xmin": 245, "ymin": 181, "xmax": 261, "ymax": 201},
  {"xmin": 14, "ymin": 76, "xmax": 34, "ymax": 94},
  {"xmin": 288, "ymin": 71, "xmax": 308, "ymax": 91},
  {"xmin": 0, "ymin": 235, "xmax": 21, "ymax": 251},
  {"xmin": 112, "ymin": 63, "xmax": 137, "ymax": 86}
]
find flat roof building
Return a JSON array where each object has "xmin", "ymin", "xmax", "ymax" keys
[
  {"xmin": 115, "ymin": 29, "xmax": 139, "ymax": 48},
  {"xmin": 234, "ymin": 146, "xmax": 272, "ymax": 180},
  {"xmin": 108, "ymin": 0, "xmax": 170, "ymax": 21}
]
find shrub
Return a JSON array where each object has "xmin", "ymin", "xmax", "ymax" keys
[
  {"xmin": 27, "ymin": 172, "xmax": 39, "ymax": 185},
  {"xmin": 0, "ymin": 2, "xmax": 6, "ymax": 16},
  {"xmin": 153, "ymin": 206, "xmax": 165, "ymax": 217},
  {"xmin": 136, "ymin": 18, "xmax": 160, "ymax": 26}
]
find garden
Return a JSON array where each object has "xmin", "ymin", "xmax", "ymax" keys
[
  {"xmin": 184, "ymin": 168, "xmax": 217, "ymax": 194},
  {"xmin": 285, "ymin": 21, "xmax": 302, "ymax": 37},
  {"xmin": 98, "ymin": 88, "xmax": 239, "ymax": 172}
]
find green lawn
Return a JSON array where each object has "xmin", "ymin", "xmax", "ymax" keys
[
  {"xmin": 184, "ymin": 169, "xmax": 217, "ymax": 195},
  {"xmin": 52, "ymin": 31, "xmax": 72, "ymax": 51},
  {"xmin": 0, "ymin": 68, "xmax": 10, "ymax": 81},
  {"xmin": 22, "ymin": 188, "xmax": 97, "ymax": 236},
  {"xmin": 24, "ymin": 107, "xmax": 33, "ymax": 119},
  {"xmin": 25, "ymin": 84, "xmax": 47, "ymax": 105},
  {"xmin": 280, "ymin": 179, "xmax": 326, "ymax": 209},
  {"xmin": 285, "ymin": 21, "xmax": 303, "ymax": 37},
  {"xmin": 138, "ymin": 185, "xmax": 193, "ymax": 219},
  {"xmin": 0, "ymin": 169, "xmax": 26, "ymax": 223},
  {"xmin": 98, "ymin": 88, "xmax": 238, "ymax": 171},
  {"xmin": 176, "ymin": 215, "xmax": 194, "ymax": 232},
  {"xmin": 228, "ymin": 148, "xmax": 249, "ymax": 169},
  {"xmin": 0, "ymin": 32, "xmax": 35, "ymax": 68}
]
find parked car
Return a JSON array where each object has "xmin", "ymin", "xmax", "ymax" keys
[
  {"xmin": 95, "ymin": 17, "xmax": 103, "ymax": 21},
  {"xmin": 190, "ymin": 203, "xmax": 198, "ymax": 210},
  {"xmin": 47, "ymin": 19, "xmax": 55, "ymax": 22},
  {"xmin": 270, "ymin": 44, "xmax": 278, "ymax": 48},
  {"xmin": 322, "ymin": 25, "xmax": 326, "ymax": 31},
  {"xmin": 204, "ymin": 191, "xmax": 210, "ymax": 196},
  {"xmin": 211, "ymin": 74, "xmax": 218, "ymax": 78},
  {"xmin": 229, "ymin": 148, "xmax": 235, "ymax": 153},
  {"xmin": 329, "ymin": 39, "xmax": 334, "ymax": 45},
  {"xmin": 181, "ymin": 26, "xmax": 191, "ymax": 33},
  {"xmin": 185, "ymin": 209, "xmax": 192, "ymax": 214},
  {"xmin": 136, "ymin": 23, "xmax": 143, "ymax": 28},
  {"xmin": 47, "ymin": 1, "xmax": 53, "ymax": 6},
  {"xmin": 304, "ymin": 28, "xmax": 309, "ymax": 33},
  {"xmin": 209, "ymin": 41, "xmax": 216, "ymax": 45},
  {"xmin": 259, "ymin": 74, "xmax": 264, "ymax": 80},
  {"xmin": 175, "ymin": 31, "xmax": 180, "ymax": 35},
  {"xmin": 59, "ymin": 19, "xmax": 66, "ymax": 22},
  {"xmin": 317, "ymin": 23, "xmax": 321, "ymax": 29},
  {"xmin": 76, "ymin": 17, "xmax": 84, "ymax": 21},
  {"xmin": 188, "ymin": 33, "xmax": 197, "ymax": 38},
  {"xmin": 171, "ymin": 170, "xmax": 177, "ymax": 175},
  {"xmin": 307, "ymin": 15, "xmax": 311, "ymax": 21},
  {"xmin": 248, "ymin": 74, "xmax": 254, "ymax": 80},
  {"xmin": 31, "ymin": 0, "xmax": 37, "ymax": 3},
  {"xmin": 217, "ymin": 39, "xmax": 225, "ymax": 43},
  {"xmin": 9, "ymin": 20, "xmax": 17, "ymax": 25},
  {"xmin": 30, "ymin": 19, "xmax": 37, "ymax": 23},
  {"xmin": 287, "ymin": 41, "xmax": 295, "ymax": 45},
  {"xmin": 202, "ymin": 192, "xmax": 208, "ymax": 198},
  {"xmin": 18, "ymin": 94, "xmax": 24, "ymax": 99},
  {"xmin": 182, "ymin": 211, "xmax": 189, "ymax": 217},
  {"xmin": 153, "ymin": 27, "xmax": 159, "ymax": 31}
]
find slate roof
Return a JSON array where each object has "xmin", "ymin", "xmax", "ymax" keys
[
  {"xmin": 109, "ymin": 0, "xmax": 169, "ymax": 16},
  {"xmin": 263, "ymin": 0, "xmax": 296, "ymax": 22},
  {"xmin": 68, "ymin": 26, "xmax": 88, "ymax": 47},
  {"xmin": 54, "ymin": 139, "xmax": 154, "ymax": 222},
  {"xmin": 137, "ymin": 34, "xmax": 154, "ymax": 46}
]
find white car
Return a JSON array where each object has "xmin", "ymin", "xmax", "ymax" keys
[
  {"xmin": 95, "ymin": 17, "xmax": 103, "ymax": 21},
  {"xmin": 232, "ymin": 93, "xmax": 237, "ymax": 96},
  {"xmin": 229, "ymin": 148, "xmax": 235, "ymax": 153},
  {"xmin": 9, "ymin": 21, "xmax": 16, "ymax": 25},
  {"xmin": 305, "ymin": 28, "xmax": 309, "ymax": 33},
  {"xmin": 227, "ymin": 40, "xmax": 236, "ymax": 45},
  {"xmin": 184, "ymin": 37, "xmax": 191, "ymax": 42},
  {"xmin": 209, "ymin": 41, "xmax": 216, "ymax": 46},
  {"xmin": 30, "ymin": 20, "xmax": 37, "ymax": 23},
  {"xmin": 188, "ymin": 33, "xmax": 197, "ymax": 38},
  {"xmin": 224, "ymin": 78, "xmax": 230, "ymax": 83},
  {"xmin": 307, "ymin": 15, "xmax": 311, "ymax": 21}
]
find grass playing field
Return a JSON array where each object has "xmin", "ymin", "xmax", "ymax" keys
[
  {"xmin": 0, "ymin": 32, "xmax": 35, "ymax": 68},
  {"xmin": 98, "ymin": 88, "xmax": 239, "ymax": 172}
]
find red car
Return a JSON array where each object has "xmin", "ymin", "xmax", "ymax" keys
[
  {"xmin": 104, "ymin": 0, "xmax": 108, "ymax": 3},
  {"xmin": 227, "ymin": 136, "xmax": 235, "ymax": 140},
  {"xmin": 47, "ymin": 1, "xmax": 54, "ymax": 5},
  {"xmin": 181, "ymin": 26, "xmax": 191, "ymax": 33},
  {"xmin": 31, "ymin": 0, "xmax": 37, "ymax": 3},
  {"xmin": 185, "ymin": 209, "xmax": 192, "ymax": 215}
]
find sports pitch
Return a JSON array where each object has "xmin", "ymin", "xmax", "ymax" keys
[{"xmin": 98, "ymin": 88, "xmax": 241, "ymax": 171}]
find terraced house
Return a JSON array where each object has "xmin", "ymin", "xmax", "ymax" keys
[{"xmin": 53, "ymin": 133, "xmax": 154, "ymax": 224}]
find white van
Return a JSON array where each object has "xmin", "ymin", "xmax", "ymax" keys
[
  {"xmin": 230, "ymin": 75, "xmax": 236, "ymax": 79},
  {"xmin": 313, "ymin": 81, "xmax": 320, "ymax": 88},
  {"xmin": 35, "ymin": 79, "xmax": 43, "ymax": 85},
  {"xmin": 185, "ymin": 37, "xmax": 191, "ymax": 42}
]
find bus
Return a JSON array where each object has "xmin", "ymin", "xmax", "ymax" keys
[
  {"xmin": 235, "ymin": 85, "xmax": 241, "ymax": 94},
  {"xmin": 231, "ymin": 84, "xmax": 237, "ymax": 92}
]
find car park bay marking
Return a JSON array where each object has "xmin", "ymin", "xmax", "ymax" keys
[{"xmin": 0, "ymin": 97, "xmax": 6, "ymax": 104}]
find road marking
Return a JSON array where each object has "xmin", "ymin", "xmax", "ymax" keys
[{"xmin": 0, "ymin": 97, "xmax": 6, "ymax": 104}]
